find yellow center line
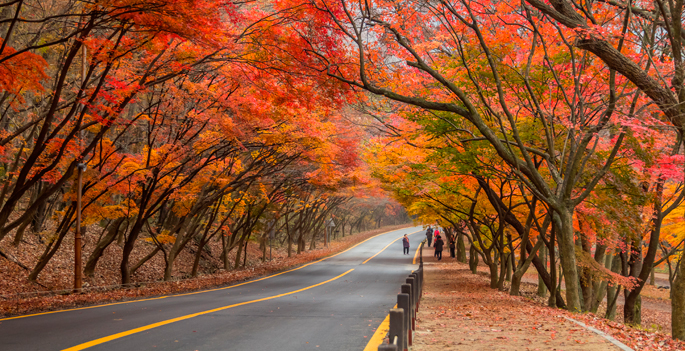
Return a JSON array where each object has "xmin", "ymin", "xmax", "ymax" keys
[
  {"xmin": 2, "ymin": 228, "xmax": 406, "ymax": 322},
  {"xmin": 362, "ymin": 231, "xmax": 420, "ymax": 265},
  {"xmin": 363, "ymin": 304, "xmax": 396, "ymax": 351},
  {"xmin": 62, "ymin": 269, "xmax": 355, "ymax": 351}
]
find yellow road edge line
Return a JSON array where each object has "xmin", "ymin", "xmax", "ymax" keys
[
  {"xmin": 62, "ymin": 269, "xmax": 355, "ymax": 351},
  {"xmin": 363, "ymin": 304, "xmax": 396, "ymax": 351},
  {"xmin": 2, "ymin": 228, "xmax": 409, "ymax": 321},
  {"xmin": 0, "ymin": 296, "xmax": 169, "ymax": 322},
  {"xmin": 362, "ymin": 231, "xmax": 420, "ymax": 265},
  {"xmin": 412, "ymin": 242, "xmax": 422, "ymax": 265}
]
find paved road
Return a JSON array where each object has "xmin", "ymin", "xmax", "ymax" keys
[{"xmin": 0, "ymin": 227, "xmax": 423, "ymax": 351}]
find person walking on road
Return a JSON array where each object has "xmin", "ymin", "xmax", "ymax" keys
[
  {"xmin": 433, "ymin": 229, "xmax": 440, "ymax": 257},
  {"xmin": 434, "ymin": 235, "xmax": 444, "ymax": 260},
  {"xmin": 402, "ymin": 234, "xmax": 410, "ymax": 255},
  {"xmin": 425, "ymin": 226, "xmax": 433, "ymax": 247}
]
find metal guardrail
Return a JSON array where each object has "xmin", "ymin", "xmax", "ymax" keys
[{"xmin": 378, "ymin": 239, "xmax": 425, "ymax": 351}]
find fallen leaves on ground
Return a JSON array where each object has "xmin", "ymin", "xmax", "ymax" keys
[{"xmin": 412, "ymin": 248, "xmax": 685, "ymax": 351}]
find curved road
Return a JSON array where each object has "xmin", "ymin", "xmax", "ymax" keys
[{"xmin": 0, "ymin": 227, "xmax": 423, "ymax": 351}]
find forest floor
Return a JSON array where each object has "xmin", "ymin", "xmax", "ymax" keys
[
  {"xmin": 412, "ymin": 247, "xmax": 685, "ymax": 351},
  {"xmin": 520, "ymin": 267, "xmax": 673, "ymax": 334},
  {"xmin": 0, "ymin": 224, "xmax": 411, "ymax": 317}
]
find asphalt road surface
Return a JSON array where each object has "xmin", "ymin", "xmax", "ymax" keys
[{"xmin": 0, "ymin": 226, "xmax": 423, "ymax": 351}]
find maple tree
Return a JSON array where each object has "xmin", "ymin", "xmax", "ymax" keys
[
  {"xmin": 267, "ymin": 0, "xmax": 646, "ymax": 313},
  {"xmin": 4, "ymin": 0, "xmax": 685, "ymax": 345},
  {"xmin": 247, "ymin": 0, "xmax": 685, "ymax": 340},
  {"xmin": 497, "ymin": 0, "xmax": 685, "ymax": 338},
  {"xmin": 0, "ymin": 0, "xmax": 411, "ymax": 297}
]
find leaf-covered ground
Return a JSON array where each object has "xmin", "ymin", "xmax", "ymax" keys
[
  {"xmin": 412, "ymin": 248, "xmax": 685, "ymax": 351},
  {"xmin": 0, "ymin": 225, "xmax": 410, "ymax": 317},
  {"xmin": 519, "ymin": 267, "xmax": 673, "ymax": 335}
]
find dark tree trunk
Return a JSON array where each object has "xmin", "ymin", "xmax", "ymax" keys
[
  {"xmin": 85, "ymin": 218, "xmax": 125, "ymax": 278},
  {"xmin": 537, "ymin": 244, "xmax": 548, "ymax": 297},
  {"xmin": 456, "ymin": 232, "xmax": 466, "ymax": 263},
  {"xmin": 672, "ymin": 254, "xmax": 685, "ymax": 339},
  {"xmin": 120, "ymin": 219, "xmax": 146, "ymax": 284},
  {"xmin": 469, "ymin": 245, "xmax": 479, "ymax": 274},
  {"xmin": 12, "ymin": 218, "xmax": 30, "ymax": 246},
  {"xmin": 130, "ymin": 246, "xmax": 161, "ymax": 276},
  {"xmin": 28, "ymin": 205, "xmax": 75, "ymax": 281}
]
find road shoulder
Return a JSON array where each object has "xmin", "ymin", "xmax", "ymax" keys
[{"xmin": 412, "ymin": 252, "xmax": 620, "ymax": 350}]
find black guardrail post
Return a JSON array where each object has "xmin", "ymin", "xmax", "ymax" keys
[
  {"xmin": 401, "ymin": 283, "xmax": 414, "ymax": 332},
  {"xmin": 419, "ymin": 267, "xmax": 423, "ymax": 296},
  {"xmin": 406, "ymin": 276, "xmax": 416, "ymax": 320},
  {"xmin": 388, "ymin": 308, "xmax": 406, "ymax": 351},
  {"xmin": 397, "ymin": 292, "xmax": 411, "ymax": 346},
  {"xmin": 417, "ymin": 268, "xmax": 423, "ymax": 297},
  {"xmin": 410, "ymin": 272, "xmax": 419, "ymax": 311},
  {"xmin": 378, "ymin": 344, "xmax": 397, "ymax": 351}
]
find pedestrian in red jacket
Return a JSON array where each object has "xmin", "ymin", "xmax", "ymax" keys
[{"xmin": 433, "ymin": 229, "xmax": 440, "ymax": 257}]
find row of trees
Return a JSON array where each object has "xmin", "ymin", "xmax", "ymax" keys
[
  {"xmin": 0, "ymin": 0, "xmax": 410, "ymax": 288},
  {"xmin": 242, "ymin": 0, "xmax": 685, "ymax": 340},
  {"xmin": 7, "ymin": 0, "xmax": 685, "ymax": 340}
]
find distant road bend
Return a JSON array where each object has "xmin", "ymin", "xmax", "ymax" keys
[{"xmin": 0, "ymin": 226, "xmax": 423, "ymax": 351}]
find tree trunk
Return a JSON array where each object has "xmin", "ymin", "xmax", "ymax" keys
[
  {"xmin": 296, "ymin": 228, "xmax": 304, "ymax": 254},
  {"xmin": 234, "ymin": 237, "xmax": 244, "ymax": 270},
  {"xmin": 506, "ymin": 253, "xmax": 513, "ymax": 281},
  {"xmin": 623, "ymin": 237, "xmax": 644, "ymax": 325},
  {"xmin": 12, "ymin": 218, "xmax": 30, "ymax": 246},
  {"xmin": 605, "ymin": 252, "xmax": 622, "ymax": 320},
  {"xmin": 537, "ymin": 244, "xmax": 548, "ymax": 297},
  {"xmin": 261, "ymin": 235, "xmax": 267, "ymax": 262},
  {"xmin": 469, "ymin": 245, "xmax": 479, "ymax": 274},
  {"xmin": 28, "ymin": 206, "xmax": 74, "ymax": 281},
  {"xmin": 548, "ymin": 221, "xmax": 557, "ymax": 308},
  {"xmin": 287, "ymin": 229, "xmax": 292, "ymax": 258},
  {"xmin": 164, "ymin": 214, "xmax": 204, "ymax": 281},
  {"xmin": 590, "ymin": 251, "xmax": 614, "ymax": 313},
  {"xmin": 625, "ymin": 181, "xmax": 664, "ymax": 324},
  {"xmin": 221, "ymin": 231, "xmax": 230, "ymax": 269},
  {"xmin": 191, "ymin": 239, "xmax": 207, "ymax": 277},
  {"xmin": 672, "ymin": 255, "xmax": 685, "ymax": 339},
  {"xmin": 31, "ymin": 182, "xmax": 51, "ymax": 234},
  {"xmin": 650, "ymin": 267, "xmax": 655, "ymax": 285},
  {"xmin": 511, "ymin": 239, "xmax": 543, "ymax": 296},
  {"xmin": 28, "ymin": 221, "xmax": 70, "ymax": 281},
  {"xmin": 85, "ymin": 218, "xmax": 125, "ymax": 278},
  {"xmin": 555, "ymin": 209, "xmax": 582, "ymax": 312},
  {"xmin": 496, "ymin": 253, "xmax": 507, "ymax": 290},
  {"xmin": 120, "ymin": 219, "xmax": 146, "ymax": 285},
  {"xmin": 242, "ymin": 235, "xmax": 249, "ymax": 268},
  {"xmin": 456, "ymin": 232, "xmax": 466, "ymax": 263},
  {"xmin": 489, "ymin": 262, "xmax": 499, "ymax": 289},
  {"xmin": 578, "ymin": 235, "xmax": 594, "ymax": 312},
  {"xmin": 309, "ymin": 228, "xmax": 317, "ymax": 250},
  {"xmin": 130, "ymin": 246, "xmax": 161, "ymax": 276}
]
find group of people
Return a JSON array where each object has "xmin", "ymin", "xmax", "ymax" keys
[
  {"xmin": 400, "ymin": 225, "xmax": 456, "ymax": 260},
  {"xmin": 425, "ymin": 226, "xmax": 455, "ymax": 260}
]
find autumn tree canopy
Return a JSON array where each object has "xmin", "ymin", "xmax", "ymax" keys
[
  {"xmin": 4, "ymin": 0, "xmax": 685, "ymax": 342},
  {"xmin": 0, "ymin": 0, "xmax": 409, "ymax": 298}
]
